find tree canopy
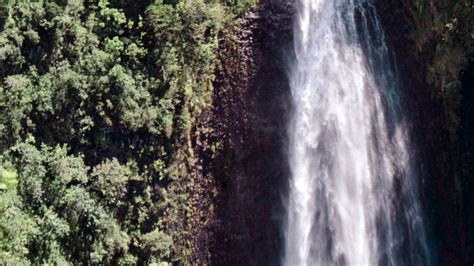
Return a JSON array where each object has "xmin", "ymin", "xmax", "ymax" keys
[{"xmin": 0, "ymin": 0, "xmax": 254, "ymax": 264}]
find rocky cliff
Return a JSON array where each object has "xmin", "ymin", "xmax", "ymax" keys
[
  {"xmin": 204, "ymin": 0, "xmax": 471, "ymax": 264},
  {"xmin": 207, "ymin": 0, "xmax": 294, "ymax": 264},
  {"xmin": 375, "ymin": 0, "xmax": 469, "ymax": 264}
]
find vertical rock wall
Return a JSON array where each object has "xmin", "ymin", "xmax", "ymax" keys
[
  {"xmin": 375, "ymin": 1, "xmax": 467, "ymax": 264},
  {"xmin": 204, "ymin": 0, "xmax": 469, "ymax": 264},
  {"xmin": 208, "ymin": 0, "xmax": 294, "ymax": 264}
]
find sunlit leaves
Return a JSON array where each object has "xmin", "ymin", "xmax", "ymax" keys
[
  {"xmin": 0, "ymin": 0, "xmax": 256, "ymax": 263},
  {"xmin": 91, "ymin": 158, "xmax": 133, "ymax": 207}
]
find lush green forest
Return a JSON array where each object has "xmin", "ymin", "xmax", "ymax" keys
[{"xmin": 0, "ymin": 0, "xmax": 253, "ymax": 264}]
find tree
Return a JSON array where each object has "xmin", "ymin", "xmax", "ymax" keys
[{"xmin": 0, "ymin": 0, "xmax": 257, "ymax": 263}]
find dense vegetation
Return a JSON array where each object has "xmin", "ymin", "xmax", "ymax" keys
[
  {"xmin": 405, "ymin": 0, "xmax": 472, "ymax": 139},
  {"xmin": 0, "ymin": 0, "xmax": 254, "ymax": 264}
]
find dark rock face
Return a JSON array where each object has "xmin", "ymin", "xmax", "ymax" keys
[
  {"xmin": 374, "ymin": 0, "xmax": 467, "ymax": 264},
  {"xmin": 459, "ymin": 65, "xmax": 474, "ymax": 263},
  {"xmin": 206, "ymin": 0, "xmax": 468, "ymax": 264},
  {"xmin": 208, "ymin": 0, "xmax": 295, "ymax": 264}
]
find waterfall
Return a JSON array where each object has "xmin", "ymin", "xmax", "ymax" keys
[{"xmin": 284, "ymin": 0, "xmax": 431, "ymax": 265}]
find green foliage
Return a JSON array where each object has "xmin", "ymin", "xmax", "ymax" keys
[
  {"xmin": 222, "ymin": 0, "xmax": 256, "ymax": 16},
  {"xmin": 90, "ymin": 158, "xmax": 136, "ymax": 208},
  {"xmin": 140, "ymin": 228, "xmax": 173, "ymax": 263},
  {"xmin": 407, "ymin": 0, "xmax": 472, "ymax": 140},
  {"xmin": 0, "ymin": 191, "xmax": 37, "ymax": 264},
  {"xmin": 0, "ymin": 142, "xmax": 134, "ymax": 264},
  {"xmin": 0, "ymin": 0, "xmax": 256, "ymax": 263},
  {"xmin": 61, "ymin": 186, "xmax": 129, "ymax": 264},
  {"xmin": 0, "ymin": 165, "xmax": 17, "ymax": 191}
]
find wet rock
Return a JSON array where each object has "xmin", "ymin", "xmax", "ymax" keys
[
  {"xmin": 207, "ymin": 0, "xmax": 295, "ymax": 264},
  {"xmin": 375, "ymin": 0, "xmax": 467, "ymax": 264}
]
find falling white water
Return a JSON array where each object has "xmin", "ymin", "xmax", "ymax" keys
[{"xmin": 284, "ymin": 0, "xmax": 431, "ymax": 265}]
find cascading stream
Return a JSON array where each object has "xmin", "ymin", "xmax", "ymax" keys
[{"xmin": 284, "ymin": 0, "xmax": 431, "ymax": 265}]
